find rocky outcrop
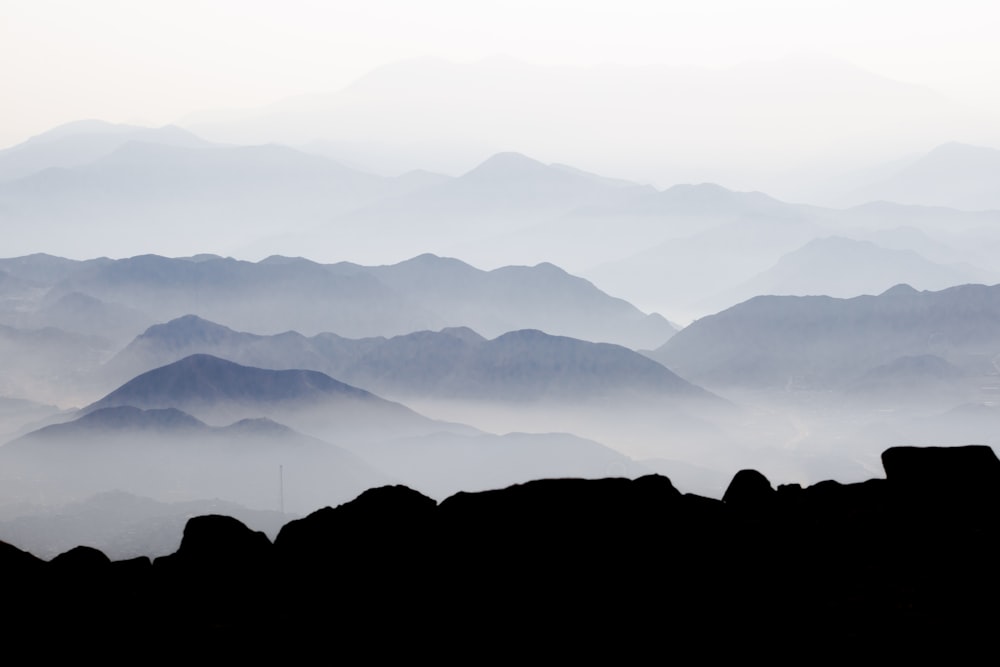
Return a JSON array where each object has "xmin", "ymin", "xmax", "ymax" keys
[
  {"xmin": 882, "ymin": 444, "xmax": 1000, "ymax": 506},
  {"xmin": 1, "ymin": 445, "xmax": 997, "ymax": 651}
]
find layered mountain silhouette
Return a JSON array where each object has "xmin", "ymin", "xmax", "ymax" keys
[
  {"xmin": 81, "ymin": 353, "xmax": 462, "ymax": 440},
  {"xmin": 845, "ymin": 142, "xmax": 1000, "ymax": 210},
  {"xmin": 3, "ymin": 404, "xmax": 391, "ymax": 514},
  {"xmin": 0, "ymin": 118, "xmax": 460, "ymax": 259},
  {"xmin": 0, "ymin": 140, "xmax": 397, "ymax": 257},
  {"xmin": 705, "ymin": 236, "xmax": 996, "ymax": 309},
  {"xmin": 4, "ymin": 252, "xmax": 673, "ymax": 349},
  {"xmin": 579, "ymin": 190, "xmax": 1000, "ymax": 320},
  {"xmin": 652, "ymin": 282, "xmax": 1000, "ymax": 392},
  {"xmin": 262, "ymin": 151, "xmax": 652, "ymax": 264},
  {"xmin": 5, "ymin": 123, "xmax": 1000, "ymax": 326},
  {"xmin": 6, "ymin": 404, "xmax": 660, "ymax": 519},
  {"xmin": 844, "ymin": 354, "xmax": 968, "ymax": 405},
  {"xmin": 105, "ymin": 315, "xmax": 703, "ymax": 403},
  {"xmin": 3, "ymin": 354, "xmax": 672, "ymax": 515},
  {"xmin": 12, "ymin": 291, "xmax": 152, "ymax": 346},
  {"xmin": 0, "ymin": 395, "xmax": 64, "ymax": 443},
  {"xmin": 183, "ymin": 54, "xmax": 969, "ymax": 190},
  {"xmin": 86, "ymin": 319, "xmax": 730, "ymax": 486},
  {"xmin": 0, "ymin": 323, "xmax": 113, "ymax": 405},
  {"xmin": 0, "ymin": 120, "xmax": 211, "ymax": 183}
]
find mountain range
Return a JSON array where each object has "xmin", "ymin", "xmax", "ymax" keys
[
  {"xmin": 104, "ymin": 315, "xmax": 702, "ymax": 404},
  {"xmin": 652, "ymin": 282, "xmax": 1000, "ymax": 393},
  {"xmin": 702, "ymin": 236, "xmax": 997, "ymax": 310},
  {"xmin": 842, "ymin": 142, "xmax": 1000, "ymax": 211},
  {"xmin": 4, "ymin": 115, "xmax": 1000, "ymax": 324},
  {"xmin": 3, "ymin": 354, "xmax": 669, "ymax": 512},
  {"xmin": 1, "ymin": 403, "xmax": 391, "ymax": 514},
  {"xmin": 80, "ymin": 354, "xmax": 458, "ymax": 440},
  {"xmin": 0, "ymin": 120, "xmax": 211, "ymax": 182},
  {"xmin": 0, "ymin": 252, "xmax": 673, "ymax": 350},
  {"xmin": 182, "ymin": 55, "xmax": 979, "ymax": 192}
]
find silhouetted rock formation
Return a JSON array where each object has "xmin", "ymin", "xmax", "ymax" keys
[
  {"xmin": 152, "ymin": 514, "xmax": 273, "ymax": 631},
  {"xmin": 2, "ymin": 445, "xmax": 998, "ymax": 652},
  {"xmin": 882, "ymin": 444, "xmax": 1000, "ymax": 507},
  {"xmin": 50, "ymin": 544, "xmax": 111, "ymax": 571},
  {"xmin": 722, "ymin": 468, "xmax": 775, "ymax": 508}
]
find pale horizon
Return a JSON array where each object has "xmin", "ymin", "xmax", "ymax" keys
[{"xmin": 4, "ymin": 0, "xmax": 1000, "ymax": 151}]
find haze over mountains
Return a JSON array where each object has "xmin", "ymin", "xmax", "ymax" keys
[
  {"xmin": 0, "ymin": 252, "xmax": 672, "ymax": 359},
  {"xmin": 106, "ymin": 316, "xmax": 702, "ymax": 403},
  {"xmin": 2, "ymin": 399, "xmax": 391, "ymax": 517},
  {"xmin": 654, "ymin": 283, "xmax": 1000, "ymax": 392},
  {"xmin": 79, "ymin": 354, "xmax": 450, "ymax": 438},
  {"xmin": 0, "ymin": 120, "xmax": 212, "ymax": 182},
  {"xmin": 4, "ymin": 119, "xmax": 1000, "ymax": 323},
  {"xmin": 642, "ymin": 283, "xmax": 1000, "ymax": 479},
  {"xmin": 0, "ymin": 350, "xmax": 666, "ymax": 554},
  {"xmin": 182, "ymin": 55, "xmax": 990, "ymax": 194},
  {"xmin": 704, "ymin": 236, "xmax": 997, "ymax": 311},
  {"xmin": 8, "ymin": 256, "xmax": 998, "ymax": 502},
  {"xmin": 840, "ymin": 142, "xmax": 1000, "ymax": 211},
  {"xmin": 3, "ymin": 51, "xmax": 1000, "ymax": 562}
]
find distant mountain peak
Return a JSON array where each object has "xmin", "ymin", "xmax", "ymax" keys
[
  {"xmin": 659, "ymin": 182, "xmax": 778, "ymax": 206},
  {"xmin": 847, "ymin": 141, "xmax": 1000, "ymax": 210},
  {"xmin": 66, "ymin": 405, "xmax": 207, "ymax": 431},
  {"xmin": 258, "ymin": 255, "xmax": 309, "ymax": 264},
  {"xmin": 461, "ymin": 151, "xmax": 637, "ymax": 188},
  {"xmin": 221, "ymin": 417, "xmax": 297, "ymax": 437},
  {"xmin": 927, "ymin": 141, "xmax": 993, "ymax": 156},
  {"xmin": 463, "ymin": 151, "xmax": 549, "ymax": 180},
  {"xmin": 138, "ymin": 315, "xmax": 238, "ymax": 342},
  {"xmin": 530, "ymin": 261, "xmax": 569, "ymax": 275},
  {"xmin": 85, "ymin": 353, "xmax": 381, "ymax": 416},
  {"xmin": 881, "ymin": 283, "xmax": 920, "ymax": 296},
  {"xmin": 438, "ymin": 326, "xmax": 486, "ymax": 343},
  {"xmin": 23, "ymin": 119, "xmax": 140, "ymax": 144},
  {"xmin": 494, "ymin": 328, "xmax": 551, "ymax": 342},
  {"xmin": 183, "ymin": 253, "xmax": 226, "ymax": 263},
  {"xmin": 666, "ymin": 182, "xmax": 732, "ymax": 195},
  {"xmin": 392, "ymin": 253, "xmax": 474, "ymax": 271}
]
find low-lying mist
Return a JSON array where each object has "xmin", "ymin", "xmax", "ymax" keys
[{"xmin": 3, "ymin": 250, "xmax": 1000, "ymax": 561}]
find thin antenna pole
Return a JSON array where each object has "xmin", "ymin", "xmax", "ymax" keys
[{"xmin": 279, "ymin": 464, "xmax": 284, "ymax": 515}]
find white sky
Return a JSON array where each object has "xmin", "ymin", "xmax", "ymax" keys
[{"xmin": 2, "ymin": 0, "xmax": 999, "ymax": 149}]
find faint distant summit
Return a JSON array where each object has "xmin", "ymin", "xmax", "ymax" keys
[{"xmin": 846, "ymin": 141, "xmax": 1000, "ymax": 210}]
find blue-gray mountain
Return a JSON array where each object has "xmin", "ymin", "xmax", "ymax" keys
[
  {"xmin": 0, "ymin": 120, "xmax": 211, "ymax": 183},
  {"xmin": 702, "ymin": 236, "xmax": 996, "ymax": 312},
  {"xmin": 651, "ymin": 282, "xmax": 1000, "ymax": 392},
  {"xmin": 2, "ymin": 362, "xmax": 655, "ymax": 520},
  {"xmin": 105, "ymin": 315, "xmax": 709, "ymax": 403},
  {"xmin": 5, "ymin": 117, "xmax": 1000, "ymax": 325},
  {"xmin": 843, "ymin": 142, "xmax": 1000, "ymax": 211},
  {"xmin": 93, "ymin": 320, "xmax": 731, "ymax": 495},
  {"xmin": 578, "ymin": 189, "xmax": 1000, "ymax": 321},
  {"xmin": 184, "ymin": 54, "xmax": 967, "ymax": 189},
  {"xmin": 1, "ymin": 404, "xmax": 392, "ymax": 516},
  {"xmin": 0, "ymin": 127, "xmax": 428, "ymax": 258},
  {"xmin": 269, "ymin": 151, "xmax": 652, "ymax": 264},
  {"xmin": 82, "ymin": 353, "xmax": 466, "ymax": 440},
  {"xmin": 0, "ymin": 322, "xmax": 112, "ymax": 404},
  {"xmin": 0, "ymin": 252, "xmax": 673, "ymax": 349}
]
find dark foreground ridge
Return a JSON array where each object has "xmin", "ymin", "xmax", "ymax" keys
[{"xmin": 3, "ymin": 445, "xmax": 999, "ymax": 651}]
